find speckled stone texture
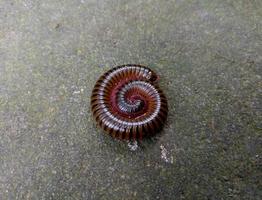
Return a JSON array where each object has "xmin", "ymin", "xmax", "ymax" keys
[{"xmin": 0, "ymin": 0, "xmax": 261, "ymax": 199}]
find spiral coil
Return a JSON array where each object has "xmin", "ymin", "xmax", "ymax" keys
[{"xmin": 91, "ymin": 64, "xmax": 168, "ymax": 140}]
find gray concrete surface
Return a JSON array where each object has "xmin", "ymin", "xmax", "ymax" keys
[{"xmin": 0, "ymin": 0, "xmax": 261, "ymax": 199}]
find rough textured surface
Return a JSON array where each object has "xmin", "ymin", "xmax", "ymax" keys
[{"xmin": 0, "ymin": 0, "xmax": 261, "ymax": 199}]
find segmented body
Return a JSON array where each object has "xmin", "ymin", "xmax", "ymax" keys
[{"xmin": 90, "ymin": 64, "xmax": 168, "ymax": 140}]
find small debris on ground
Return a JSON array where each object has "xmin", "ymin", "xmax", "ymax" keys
[{"xmin": 128, "ymin": 141, "xmax": 138, "ymax": 151}]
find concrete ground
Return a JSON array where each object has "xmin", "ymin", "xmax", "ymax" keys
[{"xmin": 0, "ymin": 0, "xmax": 261, "ymax": 199}]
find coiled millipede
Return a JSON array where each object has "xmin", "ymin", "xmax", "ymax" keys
[{"xmin": 91, "ymin": 64, "xmax": 168, "ymax": 140}]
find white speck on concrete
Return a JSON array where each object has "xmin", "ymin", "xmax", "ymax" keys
[
  {"xmin": 160, "ymin": 144, "xmax": 173, "ymax": 164},
  {"xmin": 128, "ymin": 141, "xmax": 138, "ymax": 151},
  {"xmin": 73, "ymin": 90, "xmax": 81, "ymax": 94},
  {"xmin": 73, "ymin": 88, "xmax": 84, "ymax": 94}
]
